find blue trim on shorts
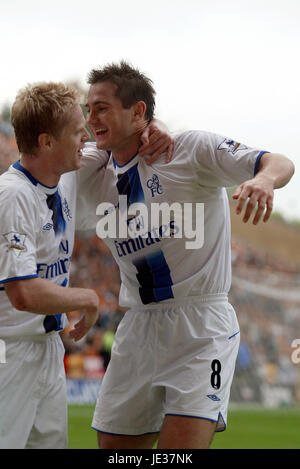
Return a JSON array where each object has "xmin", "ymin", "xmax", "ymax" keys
[
  {"xmin": 92, "ymin": 413, "xmax": 227, "ymax": 437},
  {"xmin": 91, "ymin": 426, "xmax": 159, "ymax": 437},
  {"xmin": 165, "ymin": 412, "xmax": 227, "ymax": 432},
  {"xmin": 165, "ymin": 413, "xmax": 218, "ymax": 423}
]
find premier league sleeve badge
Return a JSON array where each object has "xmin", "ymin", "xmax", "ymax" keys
[{"xmin": 3, "ymin": 232, "xmax": 27, "ymax": 257}]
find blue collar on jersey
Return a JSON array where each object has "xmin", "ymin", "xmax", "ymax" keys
[
  {"xmin": 112, "ymin": 146, "xmax": 141, "ymax": 169},
  {"xmin": 13, "ymin": 160, "xmax": 58, "ymax": 195}
]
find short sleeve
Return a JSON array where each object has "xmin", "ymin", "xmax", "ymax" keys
[
  {"xmin": 178, "ymin": 130, "xmax": 268, "ymax": 188},
  {"xmin": 76, "ymin": 142, "xmax": 109, "ymax": 231},
  {"xmin": 0, "ymin": 186, "xmax": 39, "ymax": 284}
]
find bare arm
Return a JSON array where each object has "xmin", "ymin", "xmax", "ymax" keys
[
  {"xmin": 5, "ymin": 277, "xmax": 100, "ymax": 341},
  {"xmin": 232, "ymin": 152, "xmax": 295, "ymax": 224}
]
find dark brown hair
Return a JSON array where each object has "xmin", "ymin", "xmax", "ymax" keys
[{"xmin": 87, "ymin": 61, "xmax": 155, "ymax": 122}]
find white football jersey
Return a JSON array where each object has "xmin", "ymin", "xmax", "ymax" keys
[
  {"xmin": 0, "ymin": 146, "xmax": 109, "ymax": 339},
  {"xmin": 78, "ymin": 130, "xmax": 268, "ymax": 309},
  {"xmin": 0, "ymin": 161, "xmax": 77, "ymax": 338}
]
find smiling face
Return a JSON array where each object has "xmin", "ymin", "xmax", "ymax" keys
[
  {"xmin": 85, "ymin": 81, "xmax": 146, "ymax": 161},
  {"xmin": 51, "ymin": 104, "xmax": 89, "ymax": 174}
]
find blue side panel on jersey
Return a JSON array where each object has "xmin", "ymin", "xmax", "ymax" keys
[
  {"xmin": 155, "ymin": 285, "xmax": 174, "ymax": 302},
  {"xmin": 47, "ymin": 191, "xmax": 66, "ymax": 235},
  {"xmin": 147, "ymin": 251, "xmax": 172, "ymax": 287},
  {"xmin": 115, "ymin": 161, "xmax": 173, "ymax": 304},
  {"xmin": 134, "ymin": 257, "xmax": 156, "ymax": 304},
  {"xmin": 133, "ymin": 251, "xmax": 174, "ymax": 304},
  {"xmin": 116, "ymin": 163, "xmax": 145, "ymax": 206},
  {"xmin": 55, "ymin": 191, "xmax": 67, "ymax": 234},
  {"xmin": 127, "ymin": 164, "xmax": 145, "ymax": 204},
  {"xmin": 139, "ymin": 287, "xmax": 156, "ymax": 305},
  {"xmin": 116, "ymin": 172, "xmax": 131, "ymax": 203},
  {"xmin": 43, "ymin": 314, "xmax": 63, "ymax": 333}
]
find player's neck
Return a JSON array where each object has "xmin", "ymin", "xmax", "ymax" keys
[
  {"xmin": 19, "ymin": 155, "xmax": 60, "ymax": 187},
  {"xmin": 110, "ymin": 133, "xmax": 142, "ymax": 166}
]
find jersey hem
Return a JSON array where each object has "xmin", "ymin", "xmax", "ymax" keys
[
  {"xmin": 124, "ymin": 293, "xmax": 229, "ymax": 311},
  {"xmin": 2, "ymin": 330, "xmax": 60, "ymax": 342}
]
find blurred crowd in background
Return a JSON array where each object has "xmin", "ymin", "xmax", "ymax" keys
[
  {"xmin": 62, "ymin": 232, "xmax": 300, "ymax": 407},
  {"xmin": 1, "ymin": 121, "xmax": 300, "ymax": 407},
  {"xmin": 230, "ymin": 240, "xmax": 300, "ymax": 406}
]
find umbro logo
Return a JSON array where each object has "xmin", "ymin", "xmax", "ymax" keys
[
  {"xmin": 207, "ymin": 394, "xmax": 221, "ymax": 401},
  {"xmin": 42, "ymin": 223, "xmax": 53, "ymax": 231}
]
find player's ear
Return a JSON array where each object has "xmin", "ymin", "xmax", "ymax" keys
[
  {"xmin": 132, "ymin": 101, "xmax": 146, "ymax": 122},
  {"xmin": 38, "ymin": 133, "xmax": 52, "ymax": 150}
]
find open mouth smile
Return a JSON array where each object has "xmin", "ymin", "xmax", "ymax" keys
[{"xmin": 95, "ymin": 128, "xmax": 108, "ymax": 136}]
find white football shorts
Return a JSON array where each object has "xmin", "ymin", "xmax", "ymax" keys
[
  {"xmin": 92, "ymin": 294, "xmax": 240, "ymax": 436},
  {"xmin": 0, "ymin": 332, "xmax": 67, "ymax": 449}
]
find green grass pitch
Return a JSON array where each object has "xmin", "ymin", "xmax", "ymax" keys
[{"xmin": 67, "ymin": 405, "xmax": 300, "ymax": 449}]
